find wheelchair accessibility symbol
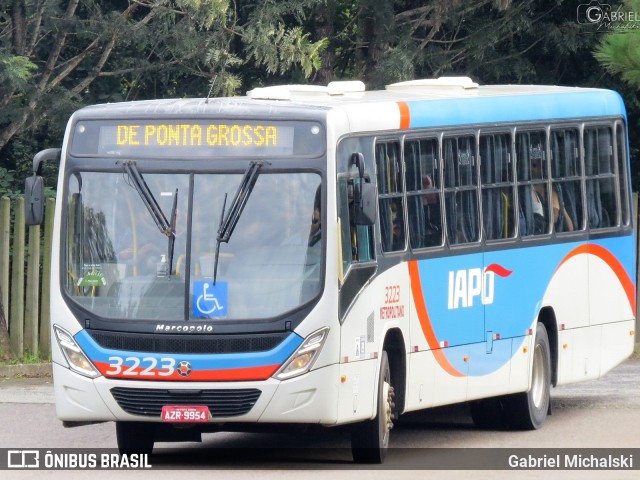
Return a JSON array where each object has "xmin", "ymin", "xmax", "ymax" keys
[{"xmin": 192, "ymin": 281, "xmax": 227, "ymax": 317}]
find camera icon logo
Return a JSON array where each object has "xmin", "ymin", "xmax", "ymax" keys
[{"xmin": 577, "ymin": 1, "xmax": 612, "ymax": 24}]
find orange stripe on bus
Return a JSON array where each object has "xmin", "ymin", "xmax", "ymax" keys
[
  {"xmin": 408, "ymin": 261, "xmax": 465, "ymax": 377},
  {"xmin": 557, "ymin": 243, "xmax": 636, "ymax": 315},
  {"xmin": 397, "ymin": 101, "xmax": 410, "ymax": 129}
]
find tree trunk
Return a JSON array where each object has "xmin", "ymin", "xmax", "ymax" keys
[{"xmin": 313, "ymin": 1, "xmax": 335, "ymax": 85}]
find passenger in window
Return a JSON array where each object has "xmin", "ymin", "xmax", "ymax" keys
[
  {"xmin": 422, "ymin": 174, "xmax": 438, "ymax": 204},
  {"xmin": 390, "ymin": 200, "xmax": 405, "ymax": 250},
  {"xmin": 529, "ymin": 157, "xmax": 547, "ymax": 234},
  {"xmin": 531, "ymin": 159, "xmax": 573, "ymax": 233},
  {"xmin": 421, "ymin": 174, "xmax": 442, "ymax": 246},
  {"xmin": 530, "ymin": 186, "xmax": 547, "ymax": 234},
  {"xmin": 551, "ymin": 187, "xmax": 573, "ymax": 232}
]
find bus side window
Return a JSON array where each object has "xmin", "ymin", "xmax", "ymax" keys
[
  {"xmin": 338, "ymin": 178, "xmax": 374, "ymax": 265},
  {"xmin": 516, "ymin": 130, "xmax": 550, "ymax": 236},
  {"xmin": 338, "ymin": 179, "xmax": 353, "ymax": 272},
  {"xmin": 376, "ymin": 141, "xmax": 405, "ymax": 252},
  {"xmin": 584, "ymin": 126, "xmax": 617, "ymax": 229},
  {"xmin": 443, "ymin": 136, "xmax": 479, "ymax": 244},
  {"xmin": 480, "ymin": 132, "xmax": 515, "ymax": 240},
  {"xmin": 405, "ymin": 138, "xmax": 443, "ymax": 248},
  {"xmin": 337, "ymin": 139, "xmax": 376, "ymax": 274},
  {"xmin": 616, "ymin": 123, "xmax": 630, "ymax": 226},
  {"xmin": 551, "ymin": 128, "xmax": 583, "ymax": 232}
]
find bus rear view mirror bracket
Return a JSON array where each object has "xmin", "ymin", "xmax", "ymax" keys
[
  {"xmin": 32, "ymin": 148, "xmax": 61, "ymax": 175},
  {"xmin": 25, "ymin": 148, "xmax": 61, "ymax": 225}
]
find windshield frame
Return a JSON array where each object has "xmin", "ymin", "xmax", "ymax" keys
[{"xmin": 59, "ymin": 157, "xmax": 327, "ymax": 334}]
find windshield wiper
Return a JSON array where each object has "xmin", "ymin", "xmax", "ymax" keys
[
  {"xmin": 123, "ymin": 160, "xmax": 177, "ymax": 275},
  {"xmin": 212, "ymin": 160, "xmax": 267, "ymax": 283},
  {"xmin": 167, "ymin": 188, "xmax": 178, "ymax": 276}
]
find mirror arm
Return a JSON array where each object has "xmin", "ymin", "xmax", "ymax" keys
[{"xmin": 32, "ymin": 148, "xmax": 61, "ymax": 175}]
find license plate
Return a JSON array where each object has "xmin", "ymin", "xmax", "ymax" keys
[{"xmin": 161, "ymin": 405, "xmax": 209, "ymax": 423}]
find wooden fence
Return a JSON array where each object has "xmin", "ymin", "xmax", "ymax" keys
[{"xmin": 0, "ymin": 196, "xmax": 55, "ymax": 360}]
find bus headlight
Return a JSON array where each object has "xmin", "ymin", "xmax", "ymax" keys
[
  {"xmin": 275, "ymin": 328, "xmax": 329, "ymax": 380},
  {"xmin": 53, "ymin": 325, "xmax": 100, "ymax": 378}
]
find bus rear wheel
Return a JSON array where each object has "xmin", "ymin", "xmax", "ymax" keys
[
  {"xmin": 505, "ymin": 322, "xmax": 551, "ymax": 430},
  {"xmin": 116, "ymin": 421, "xmax": 155, "ymax": 455},
  {"xmin": 351, "ymin": 351, "xmax": 395, "ymax": 464}
]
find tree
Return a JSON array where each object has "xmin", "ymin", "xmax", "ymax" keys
[
  {"xmin": 316, "ymin": 1, "xmax": 622, "ymax": 88},
  {"xmin": 312, "ymin": 1, "xmax": 519, "ymax": 88},
  {"xmin": 0, "ymin": 0, "xmax": 327, "ymax": 157},
  {"xmin": 0, "ymin": 1, "xmax": 327, "ymax": 357},
  {"xmin": 594, "ymin": 0, "xmax": 640, "ymax": 187},
  {"xmin": 594, "ymin": 0, "xmax": 640, "ymax": 90},
  {"xmin": 310, "ymin": 1, "xmax": 638, "ymax": 188}
]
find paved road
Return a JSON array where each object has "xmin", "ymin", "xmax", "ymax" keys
[{"xmin": 0, "ymin": 357, "xmax": 639, "ymax": 479}]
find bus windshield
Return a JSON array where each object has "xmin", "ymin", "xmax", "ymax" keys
[{"xmin": 64, "ymin": 168, "xmax": 322, "ymax": 322}]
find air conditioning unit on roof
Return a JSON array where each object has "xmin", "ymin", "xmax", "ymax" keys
[{"xmin": 247, "ymin": 80, "xmax": 365, "ymax": 100}]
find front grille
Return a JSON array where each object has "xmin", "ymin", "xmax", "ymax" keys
[
  {"xmin": 87, "ymin": 329, "xmax": 287, "ymax": 354},
  {"xmin": 111, "ymin": 387, "xmax": 262, "ymax": 418}
]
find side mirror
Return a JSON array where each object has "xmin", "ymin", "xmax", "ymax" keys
[
  {"xmin": 25, "ymin": 148, "xmax": 61, "ymax": 226},
  {"xmin": 355, "ymin": 182, "xmax": 376, "ymax": 226},
  {"xmin": 25, "ymin": 175, "xmax": 45, "ymax": 225}
]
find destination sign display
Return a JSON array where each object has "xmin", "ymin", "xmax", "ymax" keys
[
  {"xmin": 114, "ymin": 123, "xmax": 282, "ymax": 149},
  {"xmin": 70, "ymin": 120, "xmax": 324, "ymax": 158}
]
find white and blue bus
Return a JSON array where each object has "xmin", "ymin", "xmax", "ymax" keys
[{"xmin": 26, "ymin": 77, "xmax": 636, "ymax": 463}]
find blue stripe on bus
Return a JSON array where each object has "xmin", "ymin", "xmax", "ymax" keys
[
  {"xmin": 75, "ymin": 329, "xmax": 303, "ymax": 371},
  {"xmin": 405, "ymin": 90, "xmax": 626, "ymax": 128}
]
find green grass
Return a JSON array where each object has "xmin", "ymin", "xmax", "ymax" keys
[{"xmin": 0, "ymin": 350, "xmax": 48, "ymax": 365}]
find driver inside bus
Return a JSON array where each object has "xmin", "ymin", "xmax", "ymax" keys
[{"xmin": 309, "ymin": 187, "xmax": 322, "ymax": 247}]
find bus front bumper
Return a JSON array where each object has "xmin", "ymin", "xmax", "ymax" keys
[{"xmin": 52, "ymin": 361, "xmax": 340, "ymax": 426}]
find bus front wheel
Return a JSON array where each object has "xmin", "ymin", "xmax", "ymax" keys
[
  {"xmin": 505, "ymin": 322, "xmax": 551, "ymax": 430},
  {"xmin": 351, "ymin": 351, "xmax": 395, "ymax": 464}
]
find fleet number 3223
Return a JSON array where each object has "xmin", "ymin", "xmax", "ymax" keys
[{"xmin": 104, "ymin": 356, "xmax": 176, "ymax": 376}]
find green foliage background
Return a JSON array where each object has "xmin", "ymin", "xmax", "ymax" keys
[{"xmin": 1, "ymin": 0, "xmax": 639, "ymax": 190}]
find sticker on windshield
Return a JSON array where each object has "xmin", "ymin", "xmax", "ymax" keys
[
  {"xmin": 78, "ymin": 264, "xmax": 107, "ymax": 287},
  {"xmin": 192, "ymin": 281, "xmax": 227, "ymax": 318}
]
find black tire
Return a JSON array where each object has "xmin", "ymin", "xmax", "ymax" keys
[
  {"xmin": 351, "ymin": 351, "xmax": 395, "ymax": 464},
  {"xmin": 116, "ymin": 421, "xmax": 155, "ymax": 455},
  {"xmin": 504, "ymin": 322, "xmax": 551, "ymax": 430},
  {"xmin": 469, "ymin": 397, "xmax": 507, "ymax": 430}
]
